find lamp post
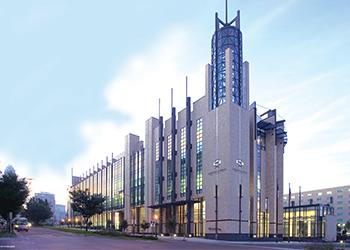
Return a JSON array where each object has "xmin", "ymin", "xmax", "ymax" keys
[
  {"xmin": 213, "ymin": 159, "xmax": 221, "ymax": 240},
  {"xmin": 154, "ymin": 214, "xmax": 159, "ymax": 238},
  {"xmin": 236, "ymin": 159, "xmax": 244, "ymax": 235}
]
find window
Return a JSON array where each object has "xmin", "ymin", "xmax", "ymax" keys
[
  {"xmin": 337, "ymin": 213, "xmax": 343, "ymax": 216},
  {"xmin": 113, "ymin": 157, "xmax": 124, "ymax": 209},
  {"xmin": 329, "ymin": 196, "xmax": 333, "ymax": 204},
  {"xmin": 307, "ymin": 193, "xmax": 312, "ymax": 197},
  {"xmin": 180, "ymin": 127, "xmax": 186, "ymax": 196},
  {"xmin": 337, "ymin": 207, "xmax": 343, "ymax": 210},
  {"xmin": 337, "ymin": 201, "xmax": 343, "ymax": 205},
  {"xmin": 337, "ymin": 189, "xmax": 343, "ymax": 193},
  {"xmin": 327, "ymin": 191, "xmax": 332, "ymax": 195},
  {"xmin": 195, "ymin": 118, "xmax": 203, "ymax": 194},
  {"xmin": 155, "ymin": 142, "xmax": 160, "ymax": 161},
  {"xmin": 318, "ymin": 192, "xmax": 322, "ymax": 196},
  {"xmin": 317, "ymin": 197, "xmax": 322, "ymax": 201},
  {"xmin": 167, "ymin": 135, "xmax": 172, "ymax": 160},
  {"xmin": 167, "ymin": 135, "xmax": 172, "ymax": 200},
  {"xmin": 337, "ymin": 195, "xmax": 343, "ymax": 199}
]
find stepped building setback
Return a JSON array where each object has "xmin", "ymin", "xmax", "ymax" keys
[{"xmin": 67, "ymin": 9, "xmax": 287, "ymax": 240}]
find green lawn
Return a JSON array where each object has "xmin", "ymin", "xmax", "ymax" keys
[
  {"xmin": 45, "ymin": 226, "xmax": 157, "ymax": 240},
  {"xmin": 0, "ymin": 231, "xmax": 16, "ymax": 238}
]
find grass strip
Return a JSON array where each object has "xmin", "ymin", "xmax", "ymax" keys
[{"xmin": 45, "ymin": 226, "xmax": 157, "ymax": 240}]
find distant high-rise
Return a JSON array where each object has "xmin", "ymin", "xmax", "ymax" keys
[{"xmin": 35, "ymin": 192, "xmax": 55, "ymax": 215}]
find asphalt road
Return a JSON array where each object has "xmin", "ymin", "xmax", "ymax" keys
[{"xmin": 0, "ymin": 227, "xmax": 345, "ymax": 250}]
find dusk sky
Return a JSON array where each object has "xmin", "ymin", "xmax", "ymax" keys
[{"xmin": 0, "ymin": 0, "xmax": 349, "ymax": 205}]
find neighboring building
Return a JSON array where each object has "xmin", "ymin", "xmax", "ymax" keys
[
  {"xmin": 68, "ymin": 9, "xmax": 287, "ymax": 240},
  {"xmin": 55, "ymin": 204, "xmax": 66, "ymax": 223},
  {"xmin": 4, "ymin": 165, "xmax": 15, "ymax": 175},
  {"xmin": 283, "ymin": 204, "xmax": 336, "ymax": 241},
  {"xmin": 283, "ymin": 185, "xmax": 350, "ymax": 225},
  {"xmin": 35, "ymin": 192, "xmax": 56, "ymax": 216}
]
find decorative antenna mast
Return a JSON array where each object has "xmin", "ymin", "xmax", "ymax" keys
[
  {"xmin": 225, "ymin": 0, "xmax": 228, "ymax": 23},
  {"xmin": 171, "ymin": 88, "xmax": 173, "ymax": 109},
  {"xmin": 158, "ymin": 98, "xmax": 161, "ymax": 118},
  {"xmin": 186, "ymin": 76, "xmax": 188, "ymax": 98}
]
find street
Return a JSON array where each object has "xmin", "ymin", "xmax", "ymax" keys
[
  {"xmin": 0, "ymin": 228, "xmax": 348, "ymax": 250},
  {"xmin": 0, "ymin": 227, "xmax": 345, "ymax": 250}
]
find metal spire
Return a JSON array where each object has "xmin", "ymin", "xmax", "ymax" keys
[
  {"xmin": 158, "ymin": 98, "xmax": 161, "ymax": 118},
  {"xmin": 225, "ymin": 0, "xmax": 228, "ymax": 23},
  {"xmin": 185, "ymin": 76, "xmax": 188, "ymax": 98},
  {"xmin": 171, "ymin": 88, "xmax": 173, "ymax": 109}
]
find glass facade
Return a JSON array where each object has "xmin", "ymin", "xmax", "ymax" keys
[
  {"xmin": 256, "ymin": 131, "xmax": 267, "ymax": 237},
  {"xmin": 167, "ymin": 135, "xmax": 172, "ymax": 200},
  {"xmin": 196, "ymin": 118, "xmax": 203, "ymax": 194},
  {"xmin": 211, "ymin": 22, "xmax": 243, "ymax": 109},
  {"xmin": 180, "ymin": 127, "xmax": 186, "ymax": 197},
  {"xmin": 130, "ymin": 150, "xmax": 144, "ymax": 206},
  {"xmin": 155, "ymin": 142, "xmax": 161, "ymax": 204},
  {"xmin": 113, "ymin": 157, "xmax": 124, "ymax": 209},
  {"xmin": 283, "ymin": 204, "xmax": 334, "ymax": 238}
]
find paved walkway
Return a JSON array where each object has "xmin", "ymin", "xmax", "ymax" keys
[{"xmin": 0, "ymin": 227, "xmax": 348, "ymax": 250}]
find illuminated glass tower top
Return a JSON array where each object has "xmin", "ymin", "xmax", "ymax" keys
[{"xmin": 210, "ymin": 10, "xmax": 243, "ymax": 110}]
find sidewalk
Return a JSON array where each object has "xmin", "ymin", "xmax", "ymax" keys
[{"xmin": 159, "ymin": 235, "xmax": 350, "ymax": 249}]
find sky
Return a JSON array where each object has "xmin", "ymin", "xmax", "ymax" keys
[{"xmin": 0, "ymin": 0, "xmax": 349, "ymax": 205}]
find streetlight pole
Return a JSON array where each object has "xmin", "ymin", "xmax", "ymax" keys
[
  {"xmin": 236, "ymin": 159, "xmax": 244, "ymax": 235},
  {"xmin": 213, "ymin": 159, "xmax": 221, "ymax": 240}
]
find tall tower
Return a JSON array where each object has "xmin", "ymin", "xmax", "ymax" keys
[{"xmin": 210, "ymin": 10, "xmax": 244, "ymax": 110}]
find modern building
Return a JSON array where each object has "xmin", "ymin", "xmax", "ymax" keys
[
  {"xmin": 55, "ymin": 204, "xmax": 66, "ymax": 224},
  {"xmin": 68, "ymin": 9, "xmax": 287, "ymax": 240},
  {"xmin": 35, "ymin": 192, "xmax": 56, "ymax": 216},
  {"xmin": 283, "ymin": 185, "xmax": 350, "ymax": 225},
  {"xmin": 283, "ymin": 204, "xmax": 336, "ymax": 241}
]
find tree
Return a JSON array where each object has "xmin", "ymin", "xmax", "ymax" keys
[
  {"xmin": 345, "ymin": 221, "xmax": 350, "ymax": 231},
  {"xmin": 120, "ymin": 219, "xmax": 128, "ymax": 232},
  {"xmin": 69, "ymin": 189, "xmax": 105, "ymax": 231},
  {"xmin": 0, "ymin": 171, "xmax": 28, "ymax": 220},
  {"xmin": 140, "ymin": 220, "xmax": 150, "ymax": 236},
  {"xmin": 25, "ymin": 197, "xmax": 53, "ymax": 225},
  {"xmin": 166, "ymin": 217, "xmax": 177, "ymax": 236}
]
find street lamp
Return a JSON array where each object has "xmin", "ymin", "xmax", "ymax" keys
[
  {"xmin": 236, "ymin": 159, "xmax": 244, "ymax": 235},
  {"xmin": 154, "ymin": 214, "xmax": 159, "ymax": 238},
  {"xmin": 213, "ymin": 159, "xmax": 221, "ymax": 240}
]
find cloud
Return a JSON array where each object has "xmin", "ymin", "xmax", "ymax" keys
[
  {"xmin": 104, "ymin": 27, "xmax": 205, "ymax": 132},
  {"xmin": 0, "ymin": 151, "xmax": 69, "ymax": 205},
  {"xmin": 245, "ymin": 0, "xmax": 299, "ymax": 38},
  {"xmin": 284, "ymin": 92, "xmax": 350, "ymax": 192},
  {"xmin": 61, "ymin": 26, "xmax": 205, "ymax": 200}
]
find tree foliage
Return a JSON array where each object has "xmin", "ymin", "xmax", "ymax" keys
[
  {"xmin": 345, "ymin": 220, "xmax": 350, "ymax": 231},
  {"xmin": 69, "ymin": 189, "xmax": 105, "ymax": 231},
  {"xmin": 25, "ymin": 197, "xmax": 53, "ymax": 225},
  {"xmin": 120, "ymin": 219, "xmax": 128, "ymax": 232},
  {"xmin": 0, "ymin": 172, "xmax": 28, "ymax": 219},
  {"xmin": 166, "ymin": 217, "xmax": 177, "ymax": 235},
  {"xmin": 140, "ymin": 220, "xmax": 150, "ymax": 235}
]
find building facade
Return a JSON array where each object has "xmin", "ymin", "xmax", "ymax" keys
[
  {"xmin": 283, "ymin": 185, "xmax": 350, "ymax": 225},
  {"xmin": 283, "ymin": 204, "xmax": 336, "ymax": 241},
  {"xmin": 68, "ymin": 9, "xmax": 287, "ymax": 240},
  {"xmin": 34, "ymin": 192, "xmax": 56, "ymax": 215}
]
